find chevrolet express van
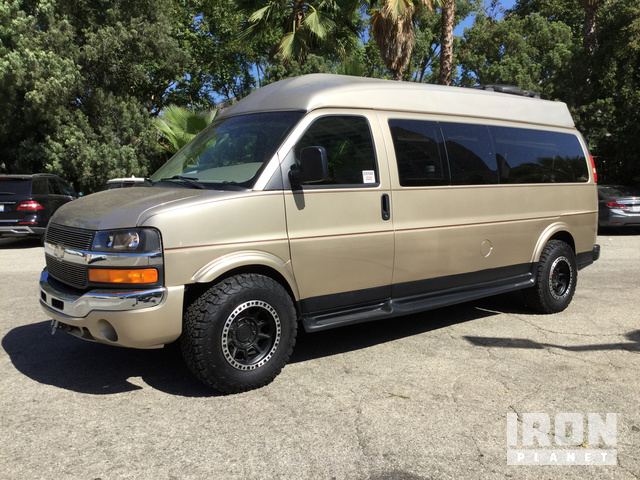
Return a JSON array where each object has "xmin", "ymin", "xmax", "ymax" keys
[{"xmin": 39, "ymin": 74, "xmax": 600, "ymax": 393}]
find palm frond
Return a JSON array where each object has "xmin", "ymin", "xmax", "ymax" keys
[
  {"xmin": 278, "ymin": 30, "xmax": 297, "ymax": 59},
  {"xmin": 248, "ymin": 4, "xmax": 272, "ymax": 23},
  {"xmin": 153, "ymin": 106, "xmax": 217, "ymax": 154},
  {"xmin": 383, "ymin": 0, "xmax": 414, "ymax": 21},
  {"xmin": 371, "ymin": 5, "xmax": 416, "ymax": 79},
  {"xmin": 303, "ymin": 7, "xmax": 336, "ymax": 39}
]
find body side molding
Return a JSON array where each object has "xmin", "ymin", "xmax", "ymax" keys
[{"xmin": 301, "ymin": 263, "xmax": 537, "ymax": 332}]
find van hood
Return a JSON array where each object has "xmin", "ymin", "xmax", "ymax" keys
[{"xmin": 50, "ymin": 187, "xmax": 240, "ymax": 231}]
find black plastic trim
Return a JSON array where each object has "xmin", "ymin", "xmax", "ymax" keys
[
  {"xmin": 300, "ymin": 285, "xmax": 390, "ymax": 314},
  {"xmin": 576, "ymin": 247, "xmax": 599, "ymax": 270},
  {"xmin": 301, "ymin": 262, "xmax": 537, "ymax": 332}
]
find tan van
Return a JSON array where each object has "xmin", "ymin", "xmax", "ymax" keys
[{"xmin": 39, "ymin": 74, "xmax": 600, "ymax": 392}]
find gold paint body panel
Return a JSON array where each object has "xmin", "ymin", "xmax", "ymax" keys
[{"xmin": 43, "ymin": 98, "xmax": 598, "ymax": 348}]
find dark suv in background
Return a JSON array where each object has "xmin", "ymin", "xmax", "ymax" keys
[{"xmin": 0, "ymin": 174, "xmax": 77, "ymax": 241}]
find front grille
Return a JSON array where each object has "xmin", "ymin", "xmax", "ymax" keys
[
  {"xmin": 46, "ymin": 255, "xmax": 88, "ymax": 289},
  {"xmin": 45, "ymin": 224, "xmax": 94, "ymax": 250}
]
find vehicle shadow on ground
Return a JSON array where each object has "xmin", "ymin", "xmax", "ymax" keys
[
  {"xmin": 598, "ymin": 227, "xmax": 640, "ymax": 236},
  {"xmin": 289, "ymin": 297, "xmax": 509, "ymax": 364},
  {"xmin": 464, "ymin": 329, "xmax": 640, "ymax": 352},
  {"xmin": 0, "ymin": 237, "xmax": 42, "ymax": 249},
  {"xmin": 2, "ymin": 294, "xmax": 523, "ymax": 397}
]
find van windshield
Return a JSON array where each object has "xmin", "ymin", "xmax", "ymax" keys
[{"xmin": 150, "ymin": 111, "xmax": 303, "ymax": 189}]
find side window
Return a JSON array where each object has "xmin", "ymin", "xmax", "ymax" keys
[
  {"xmin": 32, "ymin": 178, "xmax": 47, "ymax": 195},
  {"xmin": 295, "ymin": 116, "xmax": 377, "ymax": 186},
  {"xmin": 59, "ymin": 179, "xmax": 75, "ymax": 196},
  {"xmin": 441, "ymin": 122, "xmax": 498, "ymax": 185},
  {"xmin": 47, "ymin": 178, "xmax": 62, "ymax": 195},
  {"xmin": 389, "ymin": 119, "xmax": 448, "ymax": 186},
  {"xmin": 490, "ymin": 126, "xmax": 589, "ymax": 183}
]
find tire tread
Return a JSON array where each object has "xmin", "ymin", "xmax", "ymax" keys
[
  {"xmin": 181, "ymin": 273, "xmax": 297, "ymax": 393},
  {"xmin": 524, "ymin": 240, "xmax": 576, "ymax": 314}
]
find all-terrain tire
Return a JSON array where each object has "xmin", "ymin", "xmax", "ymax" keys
[
  {"xmin": 181, "ymin": 273, "xmax": 297, "ymax": 393},
  {"xmin": 524, "ymin": 240, "xmax": 577, "ymax": 314}
]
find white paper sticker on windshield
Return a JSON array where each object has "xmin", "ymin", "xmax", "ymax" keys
[{"xmin": 362, "ymin": 170, "xmax": 376, "ymax": 184}]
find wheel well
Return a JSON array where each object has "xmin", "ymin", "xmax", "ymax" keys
[
  {"xmin": 549, "ymin": 231, "xmax": 575, "ymax": 252},
  {"xmin": 183, "ymin": 265, "xmax": 299, "ymax": 314}
]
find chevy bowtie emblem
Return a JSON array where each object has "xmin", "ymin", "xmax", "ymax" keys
[{"xmin": 53, "ymin": 244, "xmax": 65, "ymax": 260}]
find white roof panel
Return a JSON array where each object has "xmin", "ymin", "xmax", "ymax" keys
[{"xmin": 221, "ymin": 74, "xmax": 575, "ymax": 129}]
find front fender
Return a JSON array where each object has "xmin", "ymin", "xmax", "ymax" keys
[{"xmin": 190, "ymin": 250, "xmax": 300, "ymax": 300}]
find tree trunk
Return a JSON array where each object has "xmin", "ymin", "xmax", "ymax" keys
[
  {"xmin": 438, "ymin": 0, "xmax": 455, "ymax": 86},
  {"xmin": 293, "ymin": 0, "xmax": 305, "ymax": 31},
  {"xmin": 583, "ymin": 3, "xmax": 598, "ymax": 55}
]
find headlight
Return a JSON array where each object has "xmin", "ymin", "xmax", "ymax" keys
[{"xmin": 92, "ymin": 228, "xmax": 161, "ymax": 253}]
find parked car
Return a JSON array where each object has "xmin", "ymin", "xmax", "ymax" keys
[
  {"xmin": 0, "ymin": 174, "xmax": 77, "ymax": 241},
  {"xmin": 39, "ymin": 74, "xmax": 600, "ymax": 393},
  {"xmin": 598, "ymin": 185, "xmax": 640, "ymax": 229},
  {"xmin": 105, "ymin": 177, "xmax": 150, "ymax": 189}
]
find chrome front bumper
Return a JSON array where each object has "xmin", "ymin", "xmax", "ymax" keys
[
  {"xmin": 39, "ymin": 270, "xmax": 165, "ymax": 318},
  {"xmin": 39, "ymin": 270, "xmax": 184, "ymax": 348}
]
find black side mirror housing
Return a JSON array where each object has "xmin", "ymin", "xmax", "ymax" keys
[{"xmin": 290, "ymin": 146, "xmax": 329, "ymax": 186}]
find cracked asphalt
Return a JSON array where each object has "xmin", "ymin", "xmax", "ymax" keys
[{"xmin": 1, "ymin": 233, "xmax": 639, "ymax": 479}]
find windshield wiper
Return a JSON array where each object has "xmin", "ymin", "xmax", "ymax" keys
[
  {"xmin": 206, "ymin": 181, "xmax": 248, "ymax": 191},
  {"xmin": 158, "ymin": 175, "xmax": 206, "ymax": 189}
]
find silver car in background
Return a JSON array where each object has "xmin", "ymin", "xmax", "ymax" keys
[{"xmin": 598, "ymin": 185, "xmax": 640, "ymax": 229}]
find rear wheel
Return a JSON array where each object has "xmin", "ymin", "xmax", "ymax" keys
[
  {"xmin": 524, "ymin": 240, "xmax": 577, "ymax": 313},
  {"xmin": 181, "ymin": 273, "xmax": 297, "ymax": 393}
]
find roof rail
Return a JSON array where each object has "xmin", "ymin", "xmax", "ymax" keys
[{"xmin": 475, "ymin": 84, "xmax": 541, "ymax": 99}]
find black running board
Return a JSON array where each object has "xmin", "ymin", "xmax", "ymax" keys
[{"xmin": 302, "ymin": 273, "xmax": 535, "ymax": 332}]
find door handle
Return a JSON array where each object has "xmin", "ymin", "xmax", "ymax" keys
[{"xmin": 381, "ymin": 193, "xmax": 391, "ymax": 221}]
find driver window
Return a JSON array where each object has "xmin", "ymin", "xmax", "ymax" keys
[{"xmin": 295, "ymin": 116, "xmax": 378, "ymax": 187}]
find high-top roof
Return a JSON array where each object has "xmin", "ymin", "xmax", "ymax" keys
[{"xmin": 221, "ymin": 74, "xmax": 575, "ymax": 129}]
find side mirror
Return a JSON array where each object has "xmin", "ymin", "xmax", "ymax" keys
[{"xmin": 290, "ymin": 146, "xmax": 329, "ymax": 186}]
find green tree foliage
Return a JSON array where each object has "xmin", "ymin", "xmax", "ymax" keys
[
  {"xmin": 241, "ymin": 0, "xmax": 362, "ymax": 66},
  {"xmin": 0, "ymin": 0, "xmax": 190, "ymax": 192},
  {"xmin": 1, "ymin": 0, "xmax": 639, "ymax": 188},
  {"xmin": 458, "ymin": 13, "xmax": 574, "ymax": 97},
  {"xmin": 576, "ymin": 0, "xmax": 640, "ymax": 183},
  {"xmin": 369, "ymin": 0, "xmax": 437, "ymax": 80}
]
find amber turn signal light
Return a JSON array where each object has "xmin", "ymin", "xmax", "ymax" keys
[{"xmin": 88, "ymin": 268, "xmax": 158, "ymax": 284}]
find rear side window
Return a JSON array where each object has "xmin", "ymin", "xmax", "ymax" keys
[
  {"xmin": 295, "ymin": 116, "xmax": 378, "ymax": 186},
  {"xmin": 490, "ymin": 126, "xmax": 589, "ymax": 183},
  {"xmin": 441, "ymin": 123, "xmax": 498, "ymax": 185},
  {"xmin": 48, "ymin": 178, "xmax": 63, "ymax": 195},
  {"xmin": 389, "ymin": 119, "xmax": 448, "ymax": 186},
  {"xmin": 32, "ymin": 178, "xmax": 47, "ymax": 195},
  {"xmin": 59, "ymin": 179, "xmax": 75, "ymax": 196},
  {"xmin": 0, "ymin": 178, "xmax": 31, "ymax": 195}
]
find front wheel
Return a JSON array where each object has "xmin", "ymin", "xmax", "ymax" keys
[
  {"xmin": 181, "ymin": 273, "xmax": 297, "ymax": 393},
  {"xmin": 524, "ymin": 240, "xmax": 578, "ymax": 314}
]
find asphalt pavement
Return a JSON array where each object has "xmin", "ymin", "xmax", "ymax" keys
[{"xmin": 0, "ymin": 233, "xmax": 638, "ymax": 479}]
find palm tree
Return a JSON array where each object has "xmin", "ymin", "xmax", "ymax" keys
[
  {"xmin": 242, "ymin": 1, "xmax": 348, "ymax": 63},
  {"xmin": 153, "ymin": 106, "xmax": 217, "ymax": 154},
  {"xmin": 581, "ymin": 0, "xmax": 603, "ymax": 55},
  {"xmin": 370, "ymin": 0, "xmax": 435, "ymax": 81},
  {"xmin": 437, "ymin": 0, "xmax": 454, "ymax": 85}
]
